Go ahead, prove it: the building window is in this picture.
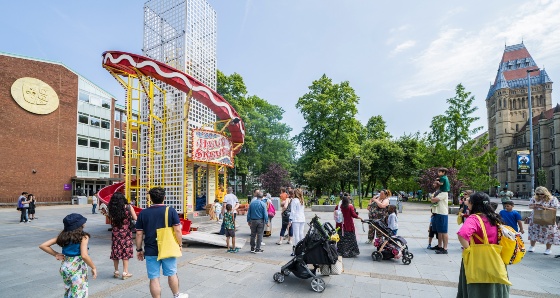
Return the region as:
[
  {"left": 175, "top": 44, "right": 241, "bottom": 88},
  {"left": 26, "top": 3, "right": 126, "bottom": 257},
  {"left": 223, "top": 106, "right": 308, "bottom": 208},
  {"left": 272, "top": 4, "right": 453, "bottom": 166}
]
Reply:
[
  {"left": 551, "top": 170, "right": 556, "bottom": 190},
  {"left": 114, "top": 147, "right": 120, "bottom": 156},
  {"left": 121, "top": 165, "right": 125, "bottom": 174},
  {"left": 89, "top": 140, "right": 99, "bottom": 148},
  {"left": 552, "top": 153, "right": 556, "bottom": 165},
  {"left": 102, "top": 99, "right": 111, "bottom": 109},
  {"left": 77, "top": 162, "right": 88, "bottom": 171},
  {"left": 79, "top": 115, "right": 88, "bottom": 124},
  {"left": 79, "top": 92, "right": 89, "bottom": 102},
  {"left": 121, "top": 148, "right": 125, "bottom": 157},
  {"left": 89, "top": 163, "right": 99, "bottom": 172},
  {"left": 78, "top": 137, "right": 88, "bottom": 146},
  {"left": 122, "top": 132, "right": 126, "bottom": 140},
  {"left": 100, "top": 141, "right": 109, "bottom": 150},
  {"left": 114, "top": 129, "right": 120, "bottom": 139},
  {"left": 90, "top": 117, "right": 100, "bottom": 127},
  {"left": 131, "top": 166, "right": 137, "bottom": 175},
  {"left": 114, "top": 113, "right": 121, "bottom": 122},
  {"left": 101, "top": 120, "right": 110, "bottom": 130},
  {"left": 113, "top": 164, "right": 120, "bottom": 174},
  {"left": 132, "top": 133, "right": 137, "bottom": 142},
  {"left": 131, "top": 149, "right": 137, "bottom": 157},
  {"left": 100, "top": 164, "right": 110, "bottom": 173}
]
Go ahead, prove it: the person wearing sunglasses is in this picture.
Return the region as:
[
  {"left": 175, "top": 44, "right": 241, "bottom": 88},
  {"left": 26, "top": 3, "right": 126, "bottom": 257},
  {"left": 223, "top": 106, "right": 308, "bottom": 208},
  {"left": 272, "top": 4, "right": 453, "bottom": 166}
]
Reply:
[{"left": 527, "top": 186, "right": 559, "bottom": 255}]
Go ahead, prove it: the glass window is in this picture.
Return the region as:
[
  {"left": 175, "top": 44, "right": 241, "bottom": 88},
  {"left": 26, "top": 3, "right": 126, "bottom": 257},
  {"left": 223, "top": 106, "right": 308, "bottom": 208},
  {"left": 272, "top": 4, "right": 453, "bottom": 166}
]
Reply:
[
  {"left": 121, "top": 165, "right": 125, "bottom": 174},
  {"left": 101, "top": 120, "right": 110, "bottom": 129},
  {"left": 79, "top": 115, "right": 88, "bottom": 124},
  {"left": 122, "top": 132, "right": 126, "bottom": 140},
  {"left": 132, "top": 133, "right": 137, "bottom": 142},
  {"left": 102, "top": 99, "right": 111, "bottom": 109},
  {"left": 79, "top": 92, "right": 89, "bottom": 102},
  {"left": 78, "top": 137, "right": 88, "bottom": 146},
  {"left": 114, "top": 129, "right": 120, "bottom": 139},
  {"left": 77, "top": 162, "right": 88, "bottom": 171},
  {"left": 89, "top": 163, "right": 99, "bottom": 172},
  {"left": 121, "top": 148, "right": 125, "bottom": 157},
  {"left": 114, "top": 112, "right": 121, "bottom": 122},
  {"left": 100, "top": 164, "right": 110, "bottom": 173},
  {"left": 113, "top": 165, "right": 120, "bottom": 174},
  {"left": 90, "top": 140, "right": 99, "bottom": 148},
  {"left": 100, "top": 141, "right": 109, "bottom": 150},
  {"left": 114, "top": 147, "right": 120, "bottom": 156},
  {"left": 131, "top": 166, "right": 137, "bottom": 175},
  {"left": 132, "top": 149, "right": 137, "bottom": 157},
  {"left": 90, "top": 118, "right": 100, "bottom": 127}
]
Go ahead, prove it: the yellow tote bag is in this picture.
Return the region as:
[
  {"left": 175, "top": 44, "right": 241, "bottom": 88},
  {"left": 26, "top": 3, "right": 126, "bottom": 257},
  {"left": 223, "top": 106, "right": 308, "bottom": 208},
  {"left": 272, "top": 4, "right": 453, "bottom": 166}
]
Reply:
[
  {"left": 457, "top": 212, "right": 463, "bottom": 225},
  {"left": 462, "top": 215, "right": 511, "bottom": 285},
  {"left": 156, "top": 206, "right": 183, "bottom": 261}
]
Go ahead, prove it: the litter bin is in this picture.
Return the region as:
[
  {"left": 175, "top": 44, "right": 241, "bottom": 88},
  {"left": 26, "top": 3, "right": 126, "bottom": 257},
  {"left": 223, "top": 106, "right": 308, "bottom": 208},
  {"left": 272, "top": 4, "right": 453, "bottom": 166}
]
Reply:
[
  {"left": 389, "top": 196, "right": 403, "bottom": 213},
  {"left": 271, "top": 197, "right": 280, "bottom": 211},
  {"left": 71, "top": 197, "right": 78, "bottom": 205}
]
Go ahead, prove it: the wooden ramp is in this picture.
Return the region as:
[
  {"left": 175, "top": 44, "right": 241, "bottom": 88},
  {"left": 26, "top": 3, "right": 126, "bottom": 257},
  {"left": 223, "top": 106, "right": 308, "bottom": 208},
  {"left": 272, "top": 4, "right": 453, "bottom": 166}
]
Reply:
[{"left": 182, "top": 231, "right": 246, "bottom": 249}]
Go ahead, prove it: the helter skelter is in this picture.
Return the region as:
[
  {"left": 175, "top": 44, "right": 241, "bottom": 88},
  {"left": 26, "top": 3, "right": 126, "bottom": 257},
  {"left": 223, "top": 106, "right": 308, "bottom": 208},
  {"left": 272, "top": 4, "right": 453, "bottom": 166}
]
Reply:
[{"left": 98, "top": 51, "right": 244, "bottom": 232}]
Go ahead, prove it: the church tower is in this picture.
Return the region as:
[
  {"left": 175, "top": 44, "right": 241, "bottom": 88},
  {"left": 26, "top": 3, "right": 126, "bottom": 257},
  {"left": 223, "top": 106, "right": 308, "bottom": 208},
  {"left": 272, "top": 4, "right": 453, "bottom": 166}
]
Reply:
[{"left": 487, "top": 43, "right": 553, "bottom": 189}]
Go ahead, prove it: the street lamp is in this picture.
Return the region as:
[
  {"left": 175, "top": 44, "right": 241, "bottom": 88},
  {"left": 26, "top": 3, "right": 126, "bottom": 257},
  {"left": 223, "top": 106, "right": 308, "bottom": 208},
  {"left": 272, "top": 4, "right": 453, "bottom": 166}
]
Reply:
[
  {"left": 357, "top": 155, "right": 361, "bottom": 208},
  {"left": 527, "top": 68, "right": 539, "bottom": 196}
]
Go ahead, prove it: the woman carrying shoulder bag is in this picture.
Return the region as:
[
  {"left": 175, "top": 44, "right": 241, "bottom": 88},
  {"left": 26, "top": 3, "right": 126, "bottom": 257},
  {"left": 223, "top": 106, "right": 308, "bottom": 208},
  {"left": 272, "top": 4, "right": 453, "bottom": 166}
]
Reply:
[
  {"left": 527, "top": 186, "right": 559, "bottom": 255},
  {"left": 457, "top": 192, "right": 509, "bottom": 297},
  {"left": 108, "top": 192, "right": 137, "bottom": 279},
  {"left": 366, "top": 190, "right": 390, "bottom": 243},
  {"left": 277, "top": 190, "right": 294, "bottom": 245}
]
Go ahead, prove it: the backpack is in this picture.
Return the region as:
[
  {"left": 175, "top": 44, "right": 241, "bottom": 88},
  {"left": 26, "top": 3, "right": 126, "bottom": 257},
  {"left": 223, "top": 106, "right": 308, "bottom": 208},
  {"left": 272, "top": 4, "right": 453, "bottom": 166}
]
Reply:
[
  {"left": 282, "top": 199, "right": 291, "bottom": 219},
  {"left": 497, "top": 224, "right": 526, "bottom": 265},
  {"left": 334, "top": 201, "right": 344, "bottom": 223},
  {"left": 267, "top": 200, "right": 276, "bottom": 218}
]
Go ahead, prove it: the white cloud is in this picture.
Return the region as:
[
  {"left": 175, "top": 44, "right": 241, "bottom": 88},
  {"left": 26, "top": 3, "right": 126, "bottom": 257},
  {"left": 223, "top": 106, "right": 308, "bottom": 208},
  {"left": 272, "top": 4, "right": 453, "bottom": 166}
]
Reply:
[
  {"left": 392, "top": 40, "right": 417, "bottom": 55},
  {"left": 398, "top": 0, "right": 560, "bottom": 99}
]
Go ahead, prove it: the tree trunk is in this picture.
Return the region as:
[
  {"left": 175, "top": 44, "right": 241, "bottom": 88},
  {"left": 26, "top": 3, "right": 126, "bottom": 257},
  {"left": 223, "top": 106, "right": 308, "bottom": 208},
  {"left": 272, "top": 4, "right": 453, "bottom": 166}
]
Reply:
[{"left": 241, "top": 175, "right": 247, "bottom": 199}]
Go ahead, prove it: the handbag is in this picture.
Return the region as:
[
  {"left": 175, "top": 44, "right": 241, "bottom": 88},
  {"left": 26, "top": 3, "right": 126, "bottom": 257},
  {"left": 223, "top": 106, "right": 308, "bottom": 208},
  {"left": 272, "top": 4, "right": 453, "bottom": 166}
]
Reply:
[
  {"left": 319, "top": 256, "right": 343, "bottom": 275},
  {"left": 498, "top": 224, "right": 525, "bottom": 265},
  {"left": 532, "top": 208, "right": 557, "bottom": 226},
  {"left": 127, "top": 205, "right": 136, "bottom": 231},
  {"left": 156, "top": 206, "right": 183, "bottom": 261},
  {"left": 282, "top": 199, "right": 292, "bottom": 219},
  {"left": 457, "top": 212, "right": 463, "bottom": 225},
  {"left": 462, "top": 215, "right": 511, "bottom": 285}
]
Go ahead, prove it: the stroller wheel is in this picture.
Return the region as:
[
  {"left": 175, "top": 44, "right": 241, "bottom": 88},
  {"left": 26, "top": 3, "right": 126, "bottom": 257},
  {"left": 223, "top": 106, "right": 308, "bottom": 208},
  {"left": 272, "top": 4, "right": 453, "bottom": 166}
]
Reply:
[
  {"left": 406, "top": 252, "right": 414, "bottom": 259},
  {"left": 402, "top": 257, "right": 411, "bottom": 265},
  {"left": 372, "top": 251, "right": 383, "bottom": 262},
  {"left": 311, "top": 277, "right": 326, "bottom": 293},
  {"left": 281, "top": 269, "right": 291, "bottom": 276},
  {"left": 273, "top": 272, "right": 285, "bottom": 283}
]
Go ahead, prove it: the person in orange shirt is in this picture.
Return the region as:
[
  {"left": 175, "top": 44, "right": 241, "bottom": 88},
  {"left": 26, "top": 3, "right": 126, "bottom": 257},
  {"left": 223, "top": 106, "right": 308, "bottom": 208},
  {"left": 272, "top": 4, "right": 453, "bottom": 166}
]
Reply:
[
  {"left": 216, "top": 185, "right": 226, "bottom": 203},
  {"left": 279, "top": 187, "right": 288, "bottom": 203}
]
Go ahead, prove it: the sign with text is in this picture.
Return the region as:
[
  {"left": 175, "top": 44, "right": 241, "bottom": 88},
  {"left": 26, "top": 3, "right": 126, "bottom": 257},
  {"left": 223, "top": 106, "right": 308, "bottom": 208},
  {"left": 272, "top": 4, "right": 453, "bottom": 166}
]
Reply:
[
  {"left": 192, "top": 129, "right": 234, "bottom": 168},
  {"left": 517, "top": 150, "right": 530, "bottom": 175}
]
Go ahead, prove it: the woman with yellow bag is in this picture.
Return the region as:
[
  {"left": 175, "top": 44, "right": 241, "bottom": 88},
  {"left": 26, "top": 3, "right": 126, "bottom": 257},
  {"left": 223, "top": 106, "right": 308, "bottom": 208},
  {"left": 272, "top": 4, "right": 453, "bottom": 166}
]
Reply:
[{"left": 457, "top": 192, "right": 510, "bottom": 297}]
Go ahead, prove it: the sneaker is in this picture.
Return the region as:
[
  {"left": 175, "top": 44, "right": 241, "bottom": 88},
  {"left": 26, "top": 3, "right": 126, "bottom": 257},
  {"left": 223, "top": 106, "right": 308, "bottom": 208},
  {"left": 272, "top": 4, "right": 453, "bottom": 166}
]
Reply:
[
  {"left": 276, "top": 241, "right": 283, "bottom": 245},
  {"left": 261, "top": 242, "right": 266, "bottom": 246},
  {"left": 254, "top": 249, "right": 264, "bottom": 254},
  {"left": 226, "top": 249, "right": 233, "bottom": 253},
  {"left": 426, "top": 244, "right": 432, "bottom": 249},
  {"left": 290, "top": 252, "right": 295, "bottom": 256},
  {"left": 175, "top": 293, "right": 189, "bottom": 298},
  {"left": 528, "top": 246, "right": 535, "bottom": 253},
  {"left": 544, "top": 249, "right": 551, "bottom": 255},
  {"left": 554, "top": 255, "right": 560, "bottom": 258},
  {"left": 287, "top": 240, "right": 292, "bottom": 245},
  {"left": 233, "top": 248, "right": 240, "bottom": 253},
  {"left": 250, "top": 248, "right": 255, "bottom": 253},
  {"left": 435, "top": 249, "right": 448, "bottom": 254},
  {"left": 429, "top": 246, "right": 441, "bottom": 250}
]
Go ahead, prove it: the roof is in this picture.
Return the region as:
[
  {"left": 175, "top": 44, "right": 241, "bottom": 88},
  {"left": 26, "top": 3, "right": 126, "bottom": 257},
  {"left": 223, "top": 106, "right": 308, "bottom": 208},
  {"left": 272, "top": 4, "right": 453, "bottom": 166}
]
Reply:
[
  {"left": 486, "top": 43, "right": 553, "bottom": 99},
  {"left": 518, "top": 104, "right": 559, "bottom": 131},
  {"left": 0, "top": 51, "right": 116, "bottom": 99}
]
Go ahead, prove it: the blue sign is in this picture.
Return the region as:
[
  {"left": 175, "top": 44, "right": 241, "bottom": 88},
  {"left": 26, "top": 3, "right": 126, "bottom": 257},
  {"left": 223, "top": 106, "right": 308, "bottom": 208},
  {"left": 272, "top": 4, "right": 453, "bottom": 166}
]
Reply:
[{"left": 517, "top": 150, "right": 530, "bottom": 175}]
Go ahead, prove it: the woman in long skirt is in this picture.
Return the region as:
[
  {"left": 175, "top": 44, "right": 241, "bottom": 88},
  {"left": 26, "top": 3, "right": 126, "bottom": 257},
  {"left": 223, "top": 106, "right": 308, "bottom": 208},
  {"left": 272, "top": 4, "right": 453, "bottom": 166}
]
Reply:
[{"left": 335, "top": 194, "right": 363, "bottom": 258}]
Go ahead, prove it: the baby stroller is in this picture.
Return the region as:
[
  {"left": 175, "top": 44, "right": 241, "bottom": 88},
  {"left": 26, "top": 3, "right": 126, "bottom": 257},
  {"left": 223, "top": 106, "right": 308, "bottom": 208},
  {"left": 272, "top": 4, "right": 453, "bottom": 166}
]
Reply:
[
  {"left": 362, "top": 219, "right": 413, "bottom": 265},
  {"left": 273, "top": 215, "right": 338, "bottom": 293}
]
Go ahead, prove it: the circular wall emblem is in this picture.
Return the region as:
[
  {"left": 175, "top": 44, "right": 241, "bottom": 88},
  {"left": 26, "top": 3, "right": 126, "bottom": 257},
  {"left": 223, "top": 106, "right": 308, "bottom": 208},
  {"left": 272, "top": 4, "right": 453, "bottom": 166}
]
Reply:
[{"left": 11, "top": 77, "right": 59, "bottom": 115}]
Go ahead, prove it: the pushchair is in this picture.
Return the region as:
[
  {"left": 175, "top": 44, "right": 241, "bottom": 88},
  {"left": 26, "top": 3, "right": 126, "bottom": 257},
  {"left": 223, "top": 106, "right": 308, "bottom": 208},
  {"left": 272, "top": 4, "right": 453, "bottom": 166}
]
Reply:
[
  {"left": 362, "top": 219, "right": 413, "bottom": 265},
  {"left": 273, "top": 215, "right": 338, "bottom": 293}
]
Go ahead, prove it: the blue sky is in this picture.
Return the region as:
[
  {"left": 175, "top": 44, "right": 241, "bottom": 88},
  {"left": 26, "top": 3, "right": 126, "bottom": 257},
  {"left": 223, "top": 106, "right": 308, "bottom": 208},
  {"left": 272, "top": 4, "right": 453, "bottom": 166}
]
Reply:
[{"left": 2, "top": 0, "right": 559, "bottom": 139}]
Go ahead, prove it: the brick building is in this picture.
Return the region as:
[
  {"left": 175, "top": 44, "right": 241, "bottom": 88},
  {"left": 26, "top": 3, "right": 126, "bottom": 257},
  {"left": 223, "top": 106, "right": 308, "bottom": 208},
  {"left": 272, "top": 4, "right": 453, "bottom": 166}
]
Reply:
[{"left": 0, "top": 52, "right": 116, "bottom": 203}]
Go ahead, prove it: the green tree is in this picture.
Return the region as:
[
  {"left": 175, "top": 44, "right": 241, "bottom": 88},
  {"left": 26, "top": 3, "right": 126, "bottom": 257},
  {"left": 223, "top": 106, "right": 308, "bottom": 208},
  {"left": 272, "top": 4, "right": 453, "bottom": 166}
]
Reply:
[
  {"left": 365, "top": 115, "right": 391, "bottom": 140},
  {"left": 361, "top": 139, "right": 404, "bottom": 190},
  {"left": 295, "top": 74, "right": 362, "bottom": 190}
]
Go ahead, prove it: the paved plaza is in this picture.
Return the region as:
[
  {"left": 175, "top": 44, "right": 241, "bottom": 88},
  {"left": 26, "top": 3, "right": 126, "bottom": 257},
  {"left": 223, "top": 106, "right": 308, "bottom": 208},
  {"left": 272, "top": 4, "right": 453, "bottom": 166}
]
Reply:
[{"left": 1, "top": 201, "right": 559, "bottom": 298}]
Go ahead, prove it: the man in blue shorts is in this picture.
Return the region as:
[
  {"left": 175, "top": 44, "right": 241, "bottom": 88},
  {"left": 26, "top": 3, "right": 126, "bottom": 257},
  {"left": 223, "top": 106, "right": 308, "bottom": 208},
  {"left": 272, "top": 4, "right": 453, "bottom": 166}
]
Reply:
[
  {"left": 430, "top": 168, "right": 450, "bottom": 254},
  {"left": 136, "top": 187, "right": 188, "bottom": 298}
]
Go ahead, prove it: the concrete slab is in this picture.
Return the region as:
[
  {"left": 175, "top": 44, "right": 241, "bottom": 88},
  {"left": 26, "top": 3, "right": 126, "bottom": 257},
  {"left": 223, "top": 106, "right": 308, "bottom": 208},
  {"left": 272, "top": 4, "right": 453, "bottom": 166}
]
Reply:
[{"left": 183, "top": 231, "right": 246, "bottom": 248}]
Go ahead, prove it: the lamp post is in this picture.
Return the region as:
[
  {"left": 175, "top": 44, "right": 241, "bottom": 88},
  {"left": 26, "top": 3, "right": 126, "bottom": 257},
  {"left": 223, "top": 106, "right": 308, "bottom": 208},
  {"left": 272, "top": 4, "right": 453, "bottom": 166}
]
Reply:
[
  {"left": 527, "top": 68, "right": 539, "bottom": 196},
  {"left": 357, "top": 155, "right": 361, "bottom": 208}
]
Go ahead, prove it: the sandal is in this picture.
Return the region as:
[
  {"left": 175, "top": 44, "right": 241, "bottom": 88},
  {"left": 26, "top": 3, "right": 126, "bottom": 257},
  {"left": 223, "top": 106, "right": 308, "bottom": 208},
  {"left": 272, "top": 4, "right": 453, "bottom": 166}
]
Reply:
[
  {"left": 113, "top": 271, "right": 120, "bottom": 278},
  {"left": 122, "top": 272, "right": 133, "bottom": 280}
]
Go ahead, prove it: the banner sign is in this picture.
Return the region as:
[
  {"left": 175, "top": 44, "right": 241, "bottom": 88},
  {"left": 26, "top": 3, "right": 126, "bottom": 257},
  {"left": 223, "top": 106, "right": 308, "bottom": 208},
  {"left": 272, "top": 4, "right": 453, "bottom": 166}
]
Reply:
[
  {"left": 517, "top": 150, "right": 530, "bottom": 175},
  {"left": 192, "top": 129, "right": 234, "bottom": 168}
]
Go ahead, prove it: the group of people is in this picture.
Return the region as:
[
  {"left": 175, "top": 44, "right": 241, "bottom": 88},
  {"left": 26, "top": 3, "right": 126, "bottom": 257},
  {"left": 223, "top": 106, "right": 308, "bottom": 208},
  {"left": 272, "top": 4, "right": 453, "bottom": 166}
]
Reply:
[
  {"left": 17, "top": 192, "right": 37, "bottom": 223},
  {"left": 39, "top": 187, "right": 188, "bottom": 298}
]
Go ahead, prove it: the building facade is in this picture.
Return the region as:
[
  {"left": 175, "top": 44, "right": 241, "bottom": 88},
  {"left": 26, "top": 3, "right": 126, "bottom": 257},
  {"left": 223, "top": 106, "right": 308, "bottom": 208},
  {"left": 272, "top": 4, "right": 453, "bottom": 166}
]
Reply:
[
  {"left": 112, "top": 104, "right": 139, "bottom": 181},
  {"left": 0, "top": 52, "right": 116, "bottom": 203},
  {"left": 487, "top": 43, "right": 554, "bottom": 196}
]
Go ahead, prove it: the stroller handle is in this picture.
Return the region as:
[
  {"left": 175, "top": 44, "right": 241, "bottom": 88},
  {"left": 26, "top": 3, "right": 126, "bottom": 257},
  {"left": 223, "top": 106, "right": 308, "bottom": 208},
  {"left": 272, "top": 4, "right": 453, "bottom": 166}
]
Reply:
[{"left": 323, "top": 222, "right": 336, "bottom": 235}]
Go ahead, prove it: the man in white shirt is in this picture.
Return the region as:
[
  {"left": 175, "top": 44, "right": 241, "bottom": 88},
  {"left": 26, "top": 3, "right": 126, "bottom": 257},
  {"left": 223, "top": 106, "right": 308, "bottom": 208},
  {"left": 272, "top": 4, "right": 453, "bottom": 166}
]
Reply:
[{"left": 220, "top": 187, "right": 239, "bottom": 235}]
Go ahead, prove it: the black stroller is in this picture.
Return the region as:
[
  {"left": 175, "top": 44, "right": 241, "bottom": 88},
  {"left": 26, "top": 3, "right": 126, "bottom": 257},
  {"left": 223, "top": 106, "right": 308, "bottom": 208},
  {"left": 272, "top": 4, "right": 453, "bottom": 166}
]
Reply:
[
  {"left": 273, "top": 215, "right": 338, "bottom": 293},
  {"left": 362, "top": 219, "right": 413, "bottom": 265}
]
